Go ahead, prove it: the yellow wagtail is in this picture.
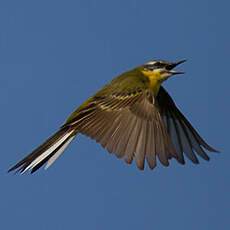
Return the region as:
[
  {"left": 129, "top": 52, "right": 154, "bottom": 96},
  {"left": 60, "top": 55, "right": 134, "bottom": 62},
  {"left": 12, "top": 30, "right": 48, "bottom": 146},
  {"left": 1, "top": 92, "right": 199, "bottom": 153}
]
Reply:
[{"left": 9, "top": 60, "right": 218, "bottom": 173}]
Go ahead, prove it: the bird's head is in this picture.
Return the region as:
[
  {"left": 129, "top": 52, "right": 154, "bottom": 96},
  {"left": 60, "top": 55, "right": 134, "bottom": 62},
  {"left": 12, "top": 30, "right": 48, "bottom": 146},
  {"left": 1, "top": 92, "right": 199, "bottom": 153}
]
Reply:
[{"left": 140, "top": 59, "right": 186, "bottom": 82}]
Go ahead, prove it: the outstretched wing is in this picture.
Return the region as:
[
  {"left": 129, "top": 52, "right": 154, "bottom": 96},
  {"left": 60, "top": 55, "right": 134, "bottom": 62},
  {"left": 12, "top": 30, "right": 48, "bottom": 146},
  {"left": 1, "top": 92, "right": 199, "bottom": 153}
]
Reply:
[
  {"left": 63, "top": 73, "right": 176, "bottom": 170},
  {"left": 157, "top": 86, "right": 218, "bottom": 164}
]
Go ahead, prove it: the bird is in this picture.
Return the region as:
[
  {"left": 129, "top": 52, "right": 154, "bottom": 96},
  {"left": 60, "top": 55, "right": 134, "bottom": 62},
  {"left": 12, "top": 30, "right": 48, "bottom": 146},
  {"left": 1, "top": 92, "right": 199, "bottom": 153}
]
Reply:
[{"left": 8, "top": 59, "right": 218, "bottom": 174}]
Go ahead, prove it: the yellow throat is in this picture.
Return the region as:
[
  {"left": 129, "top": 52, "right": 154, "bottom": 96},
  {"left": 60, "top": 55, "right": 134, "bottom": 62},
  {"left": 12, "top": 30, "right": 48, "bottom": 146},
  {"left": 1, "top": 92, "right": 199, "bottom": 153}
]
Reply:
[{"left": 141, "top": 69, "right": 163, "bottom": 96}]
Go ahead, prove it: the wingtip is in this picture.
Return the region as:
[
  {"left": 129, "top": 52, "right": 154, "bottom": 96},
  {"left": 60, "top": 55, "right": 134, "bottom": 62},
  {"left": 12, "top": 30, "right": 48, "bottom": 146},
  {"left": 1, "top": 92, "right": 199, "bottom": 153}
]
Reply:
[
  {"left": 212, "top": 148, "right": 220, "bottom": 153},
  {"left": 206, "top": 146, "right": 220, "bottom": 154},
  {"left": 202, "top": 142, "right": 220, "bottom": 153}
]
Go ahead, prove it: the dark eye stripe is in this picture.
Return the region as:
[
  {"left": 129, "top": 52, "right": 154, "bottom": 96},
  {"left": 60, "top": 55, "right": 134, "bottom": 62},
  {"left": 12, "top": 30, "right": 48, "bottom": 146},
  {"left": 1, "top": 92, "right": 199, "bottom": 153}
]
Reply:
[
  {"left": 156, "top": 63, "right": 166, "bottom": 68},
  {"left": 144, "top": 62, "right": 166, "bottom": 70}
]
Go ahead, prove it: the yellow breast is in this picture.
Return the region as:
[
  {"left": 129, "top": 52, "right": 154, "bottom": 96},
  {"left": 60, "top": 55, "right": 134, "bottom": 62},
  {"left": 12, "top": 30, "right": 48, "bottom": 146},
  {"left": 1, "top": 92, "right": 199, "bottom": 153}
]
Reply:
[{"left": 141, "top": 69, "right": 162, "bottom": 96}]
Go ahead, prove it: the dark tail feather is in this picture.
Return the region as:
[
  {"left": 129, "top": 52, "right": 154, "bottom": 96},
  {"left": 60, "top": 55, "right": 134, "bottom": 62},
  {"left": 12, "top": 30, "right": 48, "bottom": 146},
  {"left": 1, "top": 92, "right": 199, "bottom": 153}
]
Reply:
[{"left": 8, "top": 127, "right": 75, "bottom": 174}]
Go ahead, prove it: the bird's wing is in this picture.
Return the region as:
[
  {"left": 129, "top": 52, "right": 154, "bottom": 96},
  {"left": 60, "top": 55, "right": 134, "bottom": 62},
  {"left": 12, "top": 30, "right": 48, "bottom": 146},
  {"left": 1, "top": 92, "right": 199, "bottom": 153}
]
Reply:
[
  {"left": 157, "top": 86, "right": 218, "bottom": 165},
  {"left": 63, "top": 73, "right": 177, "bottom": 170}
]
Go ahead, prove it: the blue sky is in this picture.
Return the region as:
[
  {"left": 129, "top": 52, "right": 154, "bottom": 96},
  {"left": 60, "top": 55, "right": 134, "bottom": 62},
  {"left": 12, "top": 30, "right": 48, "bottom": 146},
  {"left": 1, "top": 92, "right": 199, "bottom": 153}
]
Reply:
[{"left": 0, "top": 0, "right": 229, "bottom": 229}]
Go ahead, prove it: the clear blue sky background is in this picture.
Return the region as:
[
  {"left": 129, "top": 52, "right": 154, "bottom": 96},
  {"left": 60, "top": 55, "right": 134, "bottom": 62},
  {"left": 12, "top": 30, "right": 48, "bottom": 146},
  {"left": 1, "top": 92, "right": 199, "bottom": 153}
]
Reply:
[{"left": 0, "top": 0, "right": 229, "bottom": 229}]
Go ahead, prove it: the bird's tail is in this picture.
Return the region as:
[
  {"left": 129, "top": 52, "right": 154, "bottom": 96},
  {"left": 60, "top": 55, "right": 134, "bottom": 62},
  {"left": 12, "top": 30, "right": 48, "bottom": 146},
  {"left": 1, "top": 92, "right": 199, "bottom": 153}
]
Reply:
[{"left": 8, "top": 127, "right": 76, "bottom": 174}]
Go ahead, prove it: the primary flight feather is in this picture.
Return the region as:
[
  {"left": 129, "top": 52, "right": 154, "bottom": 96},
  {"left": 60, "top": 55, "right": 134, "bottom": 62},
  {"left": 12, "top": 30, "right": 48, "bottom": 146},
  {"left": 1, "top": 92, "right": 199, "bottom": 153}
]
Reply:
[{"left": 8, "top": 59, "right": 218, "bottom": 174}]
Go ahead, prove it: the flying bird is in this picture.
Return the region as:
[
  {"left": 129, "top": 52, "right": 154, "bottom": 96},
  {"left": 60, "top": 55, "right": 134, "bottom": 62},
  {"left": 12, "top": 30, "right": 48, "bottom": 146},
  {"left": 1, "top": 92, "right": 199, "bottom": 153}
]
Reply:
[{"left": 8, "top": 60, "right": 218, "bottom": 174}]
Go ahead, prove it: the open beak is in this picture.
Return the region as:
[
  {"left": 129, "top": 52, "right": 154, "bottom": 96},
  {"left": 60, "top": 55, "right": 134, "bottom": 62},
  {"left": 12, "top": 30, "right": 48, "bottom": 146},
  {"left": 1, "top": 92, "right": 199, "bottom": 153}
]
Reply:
[{"left": 166, "top": 59, "right": 186, "bottom": 75}]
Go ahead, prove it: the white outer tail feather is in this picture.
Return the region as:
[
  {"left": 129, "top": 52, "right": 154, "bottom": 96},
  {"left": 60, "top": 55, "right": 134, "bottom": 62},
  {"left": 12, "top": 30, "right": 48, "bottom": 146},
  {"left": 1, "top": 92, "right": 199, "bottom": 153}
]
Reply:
[
  {"left": 45, "top": 136, "right": 75, "bottom": 169},
  {"left": 22, "top": 130, "right": 75, "bottom": 173}
]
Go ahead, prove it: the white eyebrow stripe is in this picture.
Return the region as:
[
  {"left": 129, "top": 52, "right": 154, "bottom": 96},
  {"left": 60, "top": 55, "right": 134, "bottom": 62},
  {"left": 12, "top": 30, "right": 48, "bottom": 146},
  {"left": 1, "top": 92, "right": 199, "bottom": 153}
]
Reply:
[{"left": 145, "top": 61, "right": 157, "bottom": 65}]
